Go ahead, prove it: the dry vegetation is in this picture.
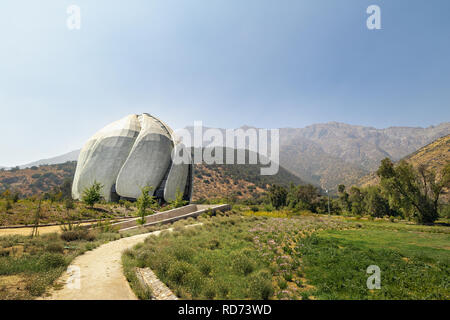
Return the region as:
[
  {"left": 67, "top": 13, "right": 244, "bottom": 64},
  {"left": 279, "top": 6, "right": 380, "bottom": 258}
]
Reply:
[
  {"left": 359, "top": 135, "right": 450, "bottom": 201},
  {"left": 124, "top": 209, "right": 450, "bottom": 300}
]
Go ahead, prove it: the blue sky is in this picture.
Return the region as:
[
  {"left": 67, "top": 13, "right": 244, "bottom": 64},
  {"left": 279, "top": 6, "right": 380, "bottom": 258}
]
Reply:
[{"left": 0, "top": 0, "right": 449, "bottom": 166}]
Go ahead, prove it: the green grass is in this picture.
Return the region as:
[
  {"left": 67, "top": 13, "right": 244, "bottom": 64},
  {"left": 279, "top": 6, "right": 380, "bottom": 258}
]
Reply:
[
  {"left": 124, "top": 210, "right": 450, "bottom": 300},
  {"left": 123, "top": 214, "right": 276, "bottom": 299},
  {"left": 318, "top": 228, "right": 450, "bottom": 263},
  {"left": 299, "top": 230, "right": 449, "bottom": 299},
  {"left": 123, "top": 212, "right": 351, "bottom": 300}
]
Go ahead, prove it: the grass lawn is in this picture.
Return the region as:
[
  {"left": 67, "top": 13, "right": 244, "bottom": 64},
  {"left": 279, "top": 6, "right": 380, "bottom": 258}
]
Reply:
[
  {"left": 300, "top": 228, "right": 449, "bottom": 299},
  {"left": 124, "top": 210, "right": 450, "bottom": 300}
]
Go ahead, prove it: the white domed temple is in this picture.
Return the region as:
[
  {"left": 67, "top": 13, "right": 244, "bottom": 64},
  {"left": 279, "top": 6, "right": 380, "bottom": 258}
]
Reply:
[{"left": 72, "top": 114, "right": 193, "bottom": 203}]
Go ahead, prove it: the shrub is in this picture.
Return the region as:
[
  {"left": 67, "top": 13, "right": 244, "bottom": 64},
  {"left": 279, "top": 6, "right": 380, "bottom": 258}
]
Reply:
[
  {"left": 202, "top": 280, "right": 216, "bottom": 299},
  {"left": 61, "top": 229, "right": 96, "bottom": 242},
  {"left": 278, "top": 278, "right": 288, "bottom": 290},
  {"left": 248, "top": 270, "right": 274, "bottom": 300},
  {"left": 38, "top": 253, "right": 66, "bottom": 269},
  {"left": 207, "top": 238, "right": 220, "bottom": 250},
  {"left": 231, "top": 252, "right": 255, "bottom": 275},
  {"left": 137, "top": 186, "right": 156, "bottom": 225},
  {"left": 46, "top": 243, "right": 64, "bottom": 253},
  {"left": 167, "top": 261, "right": 195, "bottom": 286},
  {"left": 82, "top": 181, "right": 103, "bottom": 208},
  {"left": 198, "top": 259, "right": 213, "bottom": 276},
  {"left": 64, "top": 198, "right": 75, "bottom": 210},
  {"left": 5, "top": 200, "right": 12, "bottom": 212},
  {"left": 183, "top": 269, "right": 204, "bottom": 298},
  {"left": 171, "top": 244, "right": 196, "bottom": 263}
]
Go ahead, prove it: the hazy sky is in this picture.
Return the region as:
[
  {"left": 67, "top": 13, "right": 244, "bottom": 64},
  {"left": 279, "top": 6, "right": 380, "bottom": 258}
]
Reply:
[{"left": 0, "top": 0, "right": 449, "bottom": 166}]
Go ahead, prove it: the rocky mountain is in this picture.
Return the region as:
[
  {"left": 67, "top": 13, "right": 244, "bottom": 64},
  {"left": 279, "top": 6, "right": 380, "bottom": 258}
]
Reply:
[
  {"left": 359, "top": 134, "right": 450, "bottom": 193},
  {"left": 186, "top": 122, "right": 450, "bottom": 191},
  {"left": 4, "top": 121, "right": 449, "bottom": 193},
  {"left": 282, "top": 122, "right": 449, "bottom": 171},
  {"left": 18, "top": 150, "right": 81, "bottom": 169},
  {"left": 0, "top": 148, "right": 304, "bottom": 201}
]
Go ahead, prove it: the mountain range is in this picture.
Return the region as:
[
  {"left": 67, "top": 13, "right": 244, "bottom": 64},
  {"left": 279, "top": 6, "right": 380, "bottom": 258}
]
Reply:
[
  {"left": 359, "top": 134, "right": 450, "bottom": 201},
  {"left": 186, "top": 122, "right": 450, "bottom": 191},
  {"left": 2, "top": 122, "right": 449, "bottom": 192}
]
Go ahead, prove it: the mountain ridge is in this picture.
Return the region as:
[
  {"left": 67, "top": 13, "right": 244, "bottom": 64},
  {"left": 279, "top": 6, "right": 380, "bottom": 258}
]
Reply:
[
  {"left": 185, "top": 122, "right": 450, "bottom": 191},
  {"left": 3, "top": 122, "right": 449, "bottom": 192},
  {"left": 359, "top": 134, "right": 450, "bottom": 191}
]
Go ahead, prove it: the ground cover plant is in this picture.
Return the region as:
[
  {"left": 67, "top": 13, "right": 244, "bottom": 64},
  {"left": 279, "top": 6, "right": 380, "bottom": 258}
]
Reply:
[
  {"left": 0, "top": 225, "right": 121, "bottom": 299},
  {"left": 0, "top": 198, "right": 135, "bottom": 226},
  {"left": 124, "top": 209, "right": 449, "bottom": 300},
  {"left": 123, "top": 211, "right": 351, "bottom": 299}
]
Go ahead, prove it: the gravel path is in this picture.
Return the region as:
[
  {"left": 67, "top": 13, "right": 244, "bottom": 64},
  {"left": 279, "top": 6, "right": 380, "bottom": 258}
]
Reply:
[{"left": 41, "top": 231, "right": 162, "bottom": 300}]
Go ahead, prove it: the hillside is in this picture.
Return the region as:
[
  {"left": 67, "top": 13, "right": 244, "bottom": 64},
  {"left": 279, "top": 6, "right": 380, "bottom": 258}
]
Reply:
[
  {"left": 186, "top": 122, "right": 450, "bottom": 191},
  {"left": 0, "top": 151, "right": 303, "bottom": 201},
  {"left": 18, "top": 149, "right": 81, "bottom": 169},
  {"left": 0, "top": 162, "right": 76, "bottom": 197},
  {"left": 359, "top": 135, "right": 450, "bottom": 201},
  {"left": 6, "top": 121, "right": 449, "bottom": 193}
]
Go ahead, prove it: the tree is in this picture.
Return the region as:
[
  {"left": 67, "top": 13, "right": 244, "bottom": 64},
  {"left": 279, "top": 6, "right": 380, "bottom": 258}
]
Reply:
[
  {"left": 82, "top": 181, "right": 103, "bottom": 208},
  {"left": 137, "top": 186, "right": 156, "bottom": 225},
  {"left": 12, "top": 192, "right": 20, "bottom": 203},
  {"left": 2, "top": 190, "right": 11, "bottom": 199},
  {"left": 64, "top": 197, "right": 75, "bottom": 210},
  {"left": 364, "top": 186, "right": 390, "bottom": 218},
  {"left": 30, "top": 200, "right": 42, "bottom": 238},
  {"left": 268, "top": 185, "right": 287, "bottom": 209},
  {"left": 337, "top": 184, "right": 351, "bottom": 213},
  {"left": 287, "top": 184, "right": 320, "bottom": 212},
  {"left": 169, "top": 188, "right": 188, "bottom": 208},
  {"left": 60, "top": 179, "right": 73, "bottom": 200},
  {"left": 377, "top": 158, "right": 450, "bottom": 224},
  {"left": 348, "top": 186, "right": 364, "bottom": 216},
  {"left": 5, "top": 200, "right": 12, "bottom": 213}
]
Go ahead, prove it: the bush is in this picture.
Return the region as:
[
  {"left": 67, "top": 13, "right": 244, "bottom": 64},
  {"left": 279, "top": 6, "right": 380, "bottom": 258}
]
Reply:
[
  {"left": 203, "top": 280, "right": 216, "bottom": 299},
  {"left": 167, "top": 261, "right": 195, "bottom": 286},
  {"left": 248, "top": 270, "right": 274, "bottom": 300},
  {"left": 82, "top": 181, "right": 103, "bottom": 208},
  {"left": 64, "top": 198, "right": 75, "bottom": 210},
  {"left": 38, "top": 253, "right": 66, "bottom": 269},
  {"left": 46, "top": 243, "right": 64, "bottom": 253},
  {"left": 5, "top": 200, "right": 12, "bottom": 212},
  {"left": 183, "top": 269, "right": 204, "bottom": 298},
  {"left": 198, "top": 259, "right": 213, "bottom": 276},
  {"left": 231, "top": 252, "right": 255, "bottom": 275},
  {"left": 171, "top": 244, "right": 196, "bottom": 263},
  {"left": 61, "top": 229, "right": 96, "bottom": 242}
]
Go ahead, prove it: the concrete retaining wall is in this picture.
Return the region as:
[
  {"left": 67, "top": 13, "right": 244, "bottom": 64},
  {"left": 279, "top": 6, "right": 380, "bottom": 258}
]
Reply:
[{"left": 113, "top": 204, "right": 231, "bottom": 232}]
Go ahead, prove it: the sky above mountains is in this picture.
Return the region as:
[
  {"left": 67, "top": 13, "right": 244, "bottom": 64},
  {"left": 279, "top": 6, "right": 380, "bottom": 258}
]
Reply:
[{"left": 1, "top": 0, "right": 449, "bottom": 166}]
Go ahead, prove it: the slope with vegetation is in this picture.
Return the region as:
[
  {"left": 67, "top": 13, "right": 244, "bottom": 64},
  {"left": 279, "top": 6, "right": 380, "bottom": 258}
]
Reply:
[
  {"left": 186, "top": 122, "right": 450, "bottom": 191},
  {"left": 0, "top": 150, "right": 304, "bottom": 204},
  {"left": 360, "top": 135, "right": 450, "bottom": 195},
  {"left": 124, "top": 209, "right": 450, "bottom": 300}
]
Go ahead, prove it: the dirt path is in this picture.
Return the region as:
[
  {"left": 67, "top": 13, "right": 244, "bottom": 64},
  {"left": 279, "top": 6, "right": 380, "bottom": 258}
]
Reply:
[
  {"left": 41, "top": 231, "right": 162, "bottom": 300},
  {"left": 0, "top": 223, "right": 94, "bottom": 237}
]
